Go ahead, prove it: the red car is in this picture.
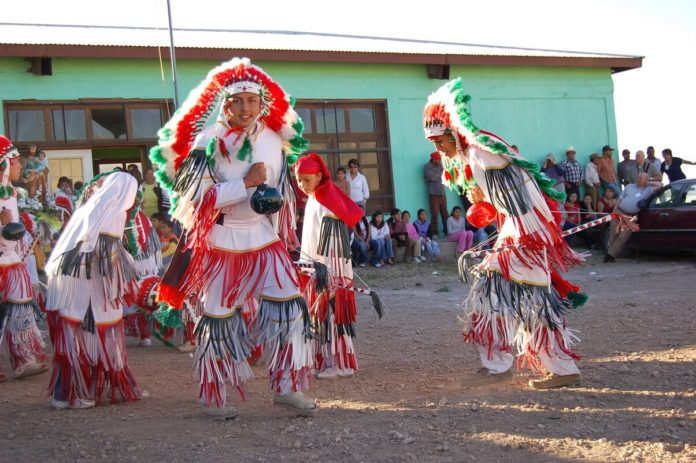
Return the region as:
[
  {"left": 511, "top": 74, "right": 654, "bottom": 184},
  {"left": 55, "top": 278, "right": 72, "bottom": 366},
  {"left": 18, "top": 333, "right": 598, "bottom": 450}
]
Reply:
[{"left": 629, "top": 178, "right": 696, "bottom": 252}]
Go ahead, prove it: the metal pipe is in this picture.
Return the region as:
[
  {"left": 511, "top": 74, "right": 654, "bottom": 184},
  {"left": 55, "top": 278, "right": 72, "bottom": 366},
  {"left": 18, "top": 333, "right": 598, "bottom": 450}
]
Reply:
[{"left": 165, "top": 0, "right": 180, "bottom": 108}]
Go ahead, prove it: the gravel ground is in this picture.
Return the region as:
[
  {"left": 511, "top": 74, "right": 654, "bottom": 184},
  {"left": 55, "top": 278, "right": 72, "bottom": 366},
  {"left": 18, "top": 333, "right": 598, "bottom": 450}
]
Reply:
[{"left": 1, "top": 251, "right": 694, "bottom": 463}]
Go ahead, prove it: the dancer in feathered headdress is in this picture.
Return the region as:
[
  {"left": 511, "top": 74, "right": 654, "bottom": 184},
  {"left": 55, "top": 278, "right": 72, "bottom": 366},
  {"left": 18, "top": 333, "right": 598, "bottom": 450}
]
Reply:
[
  {"left": 150, "top": 57, "right": 315, "bottom": 419},
  {"left": 424, "top": 79, "right": 586, "bottom": 389},
  {"left": 0, "top": 135, "right": 49, "bottom": 383}
]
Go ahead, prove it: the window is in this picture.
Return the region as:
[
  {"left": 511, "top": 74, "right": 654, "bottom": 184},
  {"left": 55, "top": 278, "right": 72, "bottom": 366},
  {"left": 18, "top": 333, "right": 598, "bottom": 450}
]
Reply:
[
  {"left": 91, "top": 108, "right": 127, "bottom": 140},
  {"left": 130, "top": 108, "right": 163, "bottom": 139},
  {"left": 295, "top": 101, "right": 393, "bottom": 212},
  {"left": 8, "top": 109, "right": 45, "bottom": 142},
  {"left": 48, "top": 157, "right": 84, "bottom": 186},
  {"left": 52, "top": 109, "right": 87, "bottom": 141},
  {"left": 680, "top": 184, "right": 696, "bottom": 206},
  {"left": 651, "top": 187, "right": 673, "bottom": 208},
  {"left": 4, "top": 100, "right": 172, "bottom": 146}
]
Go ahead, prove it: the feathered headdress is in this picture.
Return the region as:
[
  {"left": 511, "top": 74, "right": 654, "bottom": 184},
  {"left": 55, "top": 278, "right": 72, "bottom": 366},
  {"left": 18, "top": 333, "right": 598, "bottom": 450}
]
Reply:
[
  {"left": 150, "top": 57, "right": 308, "bottom": 215},
  {"left": 423, "top": 78, "right": 563, "bottom": 201}
]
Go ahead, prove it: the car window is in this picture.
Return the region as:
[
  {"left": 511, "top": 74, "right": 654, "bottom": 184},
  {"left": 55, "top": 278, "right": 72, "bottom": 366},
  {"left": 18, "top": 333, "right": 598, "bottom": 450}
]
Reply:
[
  {"left": 679, "top": 184, "right": 696, "bottom": 207},
  {"left": 650, "top": 187, "right": 674, "bottom": 208}
]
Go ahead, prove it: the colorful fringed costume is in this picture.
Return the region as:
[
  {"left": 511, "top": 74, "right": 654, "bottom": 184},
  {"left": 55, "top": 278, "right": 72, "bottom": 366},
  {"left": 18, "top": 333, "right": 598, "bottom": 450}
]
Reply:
[
  {"left": 46, "top": 172, "right": 145, "bottom": 408},
  {"left": 424, "top": 79, "right": 586, "bottom": 383},
  {"left": 0, "top": 136, "right": 48, "bottom": 382},
  {"left": 150, "top": 57, "right": 315, "bottom": 413},
  {"left": 294, "top": 153, "right": 365, "bottom": 378}
]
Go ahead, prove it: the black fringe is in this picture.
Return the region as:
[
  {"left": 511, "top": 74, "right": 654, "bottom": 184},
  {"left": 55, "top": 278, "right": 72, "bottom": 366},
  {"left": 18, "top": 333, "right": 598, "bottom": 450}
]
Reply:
[
  {"left": 312, "top": 261, "right": 329, "bottom": 293},
  {"left": 172, "top": 149, "right": 218, "bottom": 199},
  {"left": 484, "top": 164, "right": 532, "bottom": 218},
  {"left": 0, "top": 302, "right": 36, "bottom": 332},
  {"left": 482, "top": 272, "right": 572, "bottom": 330},
  {"left": 140, "top": 225, "right": 162, "bottom": 260},
  {"left": 317, "top": 217, "right": 351, "bottom": 259},
  {"left": 195, "top": 313, "right": 253, "bottom": 363},
  {"left": 82, "top": 305, "right": 96, "bottom": 334},
  {"left": 369, "top": 290, "right": 387, "bottom": 319},
  {"left": 313, "top": 297, "right": 356, "bottom": 344},
  {"left": 56, "top": 235, "right": 122, "bottom": 280},
  {"left": 259, "top": 296, "right": 315, "bottom": 341}
]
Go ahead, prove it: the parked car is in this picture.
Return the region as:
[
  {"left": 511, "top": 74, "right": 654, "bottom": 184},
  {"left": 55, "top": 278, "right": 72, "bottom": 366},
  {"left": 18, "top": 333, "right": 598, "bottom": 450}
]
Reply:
[{"left": 629, "top": 178, "right": 696, "bottom": 252}]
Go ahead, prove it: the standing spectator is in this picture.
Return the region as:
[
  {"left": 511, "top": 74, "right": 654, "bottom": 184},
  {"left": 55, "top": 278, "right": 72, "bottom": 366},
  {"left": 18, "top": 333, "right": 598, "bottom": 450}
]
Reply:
[
  {"left": 597, "top": 145, "right": 621, "bottom": 196},
  {"left": 660, "top": 148, "right": 695, "bottom": 183},
  {"left": 334, "top": 166, "right": 351, "bottom": 196},
  {"left": 127, "top": 164, "right": 143, "bottom": 184},
  {"left": 347, "top": 159, "right": 369, "bottom": 209},
  {"left": 141, "top": 168, "right": 160, "bottom": 217},
  {"left": 541, "top": 153, "right": 565, "bottom": 194},
  {"left": 584, "top": 153, "right": 602, "bottom": 210},
  {"left": 446, "top": 206, "right": 474, "bottom": 254},
  {"left": 387, "top": 208, "right": 420, "bottom": 263},
  {"left": 351, "top": 214, "right": 370, "bottom": 268},
  {"left": 424, "top": 151, "right": 448, "bottom": 237},
  {"left": 646, "top": 146, "right": 661, "bottom": 172},
  {"left": 617, "top": 149, "right": 637, "bottom": 187},
  {"left": 634, "top": 150, "right": 662, "bottom": 186},
  {"left": 369, "top": 210, "right": 394, "bottom": 267},
  {"left": 413, "top": 209, "right": 441, "bottom": 260},
  {"left": 560, "top": 146, "right": 583, "bottom": 197},
  {"left": 604, "top": 172, "right": 657, "bottom": 262},
  {"left": 596, "top": 188, "right": 618, "bottom": 214}
]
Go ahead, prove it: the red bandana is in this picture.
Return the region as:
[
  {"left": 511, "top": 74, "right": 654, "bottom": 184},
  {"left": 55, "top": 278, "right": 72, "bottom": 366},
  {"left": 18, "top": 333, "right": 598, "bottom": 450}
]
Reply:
[{"left": 295, "top": 153, "right": 363, "bottom": 228}]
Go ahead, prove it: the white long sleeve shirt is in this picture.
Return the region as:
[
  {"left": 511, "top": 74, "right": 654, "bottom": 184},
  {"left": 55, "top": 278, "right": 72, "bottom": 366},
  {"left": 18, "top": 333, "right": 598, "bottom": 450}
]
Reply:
[
  {"left": 585, "top": 162, "right": 600, "bottom": 186},
  {"left": 349, "top": 172, "right": 370, "bottom": 203}
]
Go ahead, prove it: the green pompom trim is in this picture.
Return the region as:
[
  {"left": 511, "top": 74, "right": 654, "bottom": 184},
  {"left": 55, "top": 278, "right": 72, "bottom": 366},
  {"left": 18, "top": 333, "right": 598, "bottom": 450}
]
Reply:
[
  {"left": 153, "top": 303, "right": 183, "bottom": 329},
  {"left": 567, "top": 291, "right": 588, "bottom": 308}
]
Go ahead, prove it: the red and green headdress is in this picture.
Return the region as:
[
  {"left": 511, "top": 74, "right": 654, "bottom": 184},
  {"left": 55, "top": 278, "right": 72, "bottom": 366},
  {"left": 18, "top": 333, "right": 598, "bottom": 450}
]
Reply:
[
  {"left": 424, "top": 78, "right": 563, "bottom": 202},
  {"left": 149, "top": 57, "right": 308, "bottom": 214}
]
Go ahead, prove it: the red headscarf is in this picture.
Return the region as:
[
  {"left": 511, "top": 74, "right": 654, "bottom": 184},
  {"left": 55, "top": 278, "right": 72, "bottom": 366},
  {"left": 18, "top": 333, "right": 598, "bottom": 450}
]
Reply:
[{"left": 295, "top": 153, "right": 363, "bottom": 228}]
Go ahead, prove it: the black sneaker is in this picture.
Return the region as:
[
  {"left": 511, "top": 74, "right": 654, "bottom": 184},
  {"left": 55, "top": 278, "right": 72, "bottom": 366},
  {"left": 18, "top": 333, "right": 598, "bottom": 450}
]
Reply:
[{"left": 603, "top": 254, "right": 615, "bottom": 263}]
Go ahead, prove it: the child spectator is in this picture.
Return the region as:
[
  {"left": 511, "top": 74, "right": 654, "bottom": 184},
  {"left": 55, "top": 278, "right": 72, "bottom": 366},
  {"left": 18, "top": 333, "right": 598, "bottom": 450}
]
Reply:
[
  {"left": 387, "top": 208, "right": 420, "bottom": 263},
  {"left": 351, "top": 214, "right": 370, "bottom": 268},
  {"left": 369, "top": 210, "right": 394, "bottom": 267},
  {"left": 563, "top": 191, "right": 581, "bottom": 244},
  {"left": 446, "top": 206, "right": 474, "bottom": 254},
  {"left": 402, "top": 210, "right": 425, "bottom": 262},
  {"left": 334, "top": 166, "right": 351, "bottom": 197},
  {"left": 413, "top": 209, "right": 441, "bottom": 260},
  {"left": 578, "top": 193, "right": 599, "bottom": 249},
  {"left": 158, "top": 219, "right": 178, "bottom": 266}
]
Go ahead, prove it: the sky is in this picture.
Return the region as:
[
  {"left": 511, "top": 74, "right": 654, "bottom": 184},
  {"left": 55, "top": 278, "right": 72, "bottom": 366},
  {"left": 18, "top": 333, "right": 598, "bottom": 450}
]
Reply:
[{"left": 5, "top": 0, "right": 696, "bottom": 175}]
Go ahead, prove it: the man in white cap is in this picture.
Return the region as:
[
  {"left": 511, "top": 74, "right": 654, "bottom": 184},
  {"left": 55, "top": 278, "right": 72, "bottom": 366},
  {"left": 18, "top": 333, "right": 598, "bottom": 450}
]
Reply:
[{"left": 560, "top": 146, "right": 583, "bottom": 198}]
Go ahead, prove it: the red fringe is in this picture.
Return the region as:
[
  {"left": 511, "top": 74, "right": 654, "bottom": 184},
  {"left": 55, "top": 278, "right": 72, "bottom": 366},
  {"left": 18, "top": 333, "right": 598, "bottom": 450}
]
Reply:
[
  {"left": 516, "top": 325, "right": 581, "bottom": 375},
  {"left": 270, "top": 343, "right": 311, "bottom": 394},
  {"left": 185, "top": 240, "right": 297, "bottom": 309},
  {"left": 157, "top": 282, "right": 186, "bottom": 310},
  {"left": 134, "top": 275, "right": 161, "bottom": 311},
  {"left": 550, "top": 270, "right": 580, "bottom": 299},
  {"left": 334, "top": 286, "right": 357, "bottom": 326},
  {"left": 0, "top": 262, "right": 32, "bottom": 302},
  {"left": 462, "top": 313, "right": 511, "bottom": 359}
]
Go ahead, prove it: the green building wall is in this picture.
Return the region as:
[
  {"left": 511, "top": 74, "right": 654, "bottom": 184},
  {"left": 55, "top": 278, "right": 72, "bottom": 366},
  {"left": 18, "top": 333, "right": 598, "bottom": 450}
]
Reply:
[{"left": 0, "top": 57, "right": 617, "bottom": 214}]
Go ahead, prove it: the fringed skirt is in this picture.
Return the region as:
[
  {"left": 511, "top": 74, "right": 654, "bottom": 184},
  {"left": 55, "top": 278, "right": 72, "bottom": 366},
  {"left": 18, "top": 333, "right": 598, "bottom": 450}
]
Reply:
[{"left": 0, "top": 301, "right": 47, "bottom": 371}]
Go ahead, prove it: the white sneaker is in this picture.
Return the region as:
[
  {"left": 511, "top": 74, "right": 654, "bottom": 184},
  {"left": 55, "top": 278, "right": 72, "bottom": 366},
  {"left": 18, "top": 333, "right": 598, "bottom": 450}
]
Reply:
[
  {"left": 201, "top": 403, "right": 238, "bottom": 420},
  {"left": 337, "top": 368, "right": 354, "bottom": 378},
  {"left": 52, "top": 398, "right": 96, "bottom": 410},
  {"left": 316, "top": 368, "right": 339, "bottom": 380},
  {"left": 358, "top": 263, "right": 366, "bottom": 268},
  {"left": 177, "top": 341, "right": 196, "bottom": 353},
  {"left": 374, "top": 263, "right": 382, "bottom": 268},
  {"left": 273, "top": 392, "right": 317, "bottom": 411},
  {"left": 140, "top": 338, "right": 152, "bottom": 347},
  {"left": 418, "top": 256, "right": 426, "bottom": 262}
]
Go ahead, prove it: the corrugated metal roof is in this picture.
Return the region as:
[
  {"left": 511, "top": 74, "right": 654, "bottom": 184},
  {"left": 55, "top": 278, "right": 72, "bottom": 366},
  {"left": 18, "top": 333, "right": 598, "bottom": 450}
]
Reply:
[{"left": 0, "top": 23, "right": 641, "bottom": 59}]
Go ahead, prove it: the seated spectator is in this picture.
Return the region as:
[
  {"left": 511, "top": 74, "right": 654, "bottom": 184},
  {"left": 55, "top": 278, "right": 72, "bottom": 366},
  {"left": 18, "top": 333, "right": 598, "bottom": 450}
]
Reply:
[
  {"left": 334, "top": 166, "right": 351, "bottom": 197},
  {"left": 605, "top": 172, "right": 657, "bottom": 262},
  {"left": 387, "top": 208, "right": 420, "bottom": 263},
  {"left": 402, "top": 210, "right": 425, "bottom": 262},
  {"left": 446, "top": 206, "right": 474, "bottom": 254},
  {"left": 413, "top": 209, "right": 441, "bottom": 260},
  {"left": 467, "top": 185, "right": 497, "bottom": 247},
  {"left": 596, "top": 188, "right": 618, "bottom": 214},
  {"left": 351, "top": 214, "right": 370, "bottom": 268},
  {"left": 369, "top": 210, "right": 394, "bottom": 267},
  {"left": 562, "top": 192, "right": 581, "bottom": 244},
  {"left": 578, "top": 193, "right": 599, "bottom": 249}
]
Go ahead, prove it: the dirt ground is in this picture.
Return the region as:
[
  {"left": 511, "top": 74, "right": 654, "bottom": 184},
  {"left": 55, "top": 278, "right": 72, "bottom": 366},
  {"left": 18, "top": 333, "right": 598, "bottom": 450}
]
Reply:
[{"left": 1, "top": 250, "right": 695, "bottom": 463}]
